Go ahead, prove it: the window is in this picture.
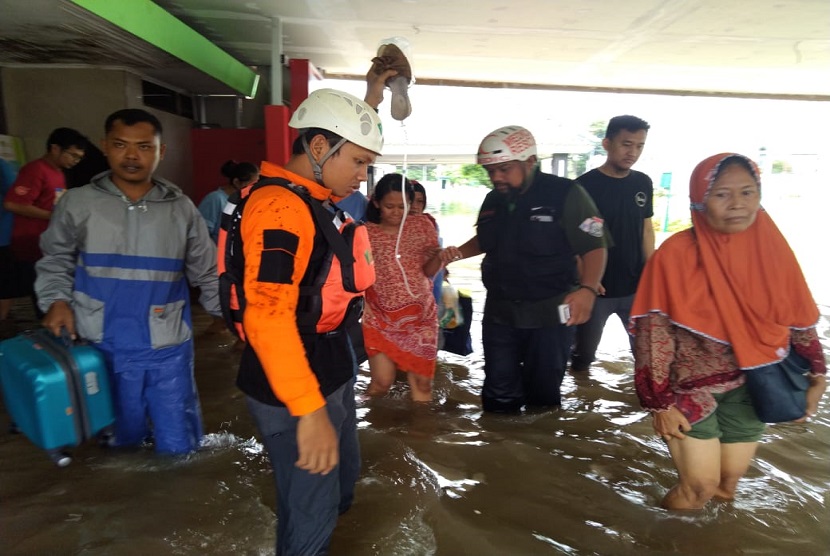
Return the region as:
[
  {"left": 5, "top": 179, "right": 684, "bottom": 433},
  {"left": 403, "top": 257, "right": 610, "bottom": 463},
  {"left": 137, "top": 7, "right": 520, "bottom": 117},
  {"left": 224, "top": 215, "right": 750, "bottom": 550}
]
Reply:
[{"left": 142, "top": 80, "right": 193, "bottom": 119}]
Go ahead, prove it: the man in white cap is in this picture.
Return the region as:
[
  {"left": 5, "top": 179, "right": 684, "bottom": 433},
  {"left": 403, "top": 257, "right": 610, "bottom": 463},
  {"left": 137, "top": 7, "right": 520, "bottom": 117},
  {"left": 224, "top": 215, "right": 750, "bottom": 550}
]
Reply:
[{"left": 442, "top": 125, "right": 608, "bottom": 413}]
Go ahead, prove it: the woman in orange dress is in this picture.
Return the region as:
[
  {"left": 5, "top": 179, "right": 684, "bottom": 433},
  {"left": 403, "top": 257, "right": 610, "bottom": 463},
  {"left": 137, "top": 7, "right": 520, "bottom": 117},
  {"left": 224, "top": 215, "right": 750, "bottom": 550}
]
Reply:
[{"left": 363, "top": 174, "right": 445, "bottom": 401}]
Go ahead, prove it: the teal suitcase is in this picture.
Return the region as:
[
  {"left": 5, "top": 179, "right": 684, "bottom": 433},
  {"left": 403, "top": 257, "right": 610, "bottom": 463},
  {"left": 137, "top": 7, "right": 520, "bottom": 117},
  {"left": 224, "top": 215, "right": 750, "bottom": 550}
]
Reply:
[{"left": 0, "top": 329, "right": 114, "bottom": 466}]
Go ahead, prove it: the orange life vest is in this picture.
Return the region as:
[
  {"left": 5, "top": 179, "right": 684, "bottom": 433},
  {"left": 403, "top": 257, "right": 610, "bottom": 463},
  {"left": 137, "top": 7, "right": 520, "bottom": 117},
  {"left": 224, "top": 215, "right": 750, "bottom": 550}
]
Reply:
[{"left": 217, "top": 178, "right": 375, "bottom": 341}]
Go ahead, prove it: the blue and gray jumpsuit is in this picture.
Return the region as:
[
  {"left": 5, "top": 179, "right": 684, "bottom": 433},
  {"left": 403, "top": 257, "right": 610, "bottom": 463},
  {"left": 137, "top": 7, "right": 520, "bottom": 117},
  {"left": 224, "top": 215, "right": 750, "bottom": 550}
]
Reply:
[{"left": 36, "top": 172, "right": 221, "bottom": 454}]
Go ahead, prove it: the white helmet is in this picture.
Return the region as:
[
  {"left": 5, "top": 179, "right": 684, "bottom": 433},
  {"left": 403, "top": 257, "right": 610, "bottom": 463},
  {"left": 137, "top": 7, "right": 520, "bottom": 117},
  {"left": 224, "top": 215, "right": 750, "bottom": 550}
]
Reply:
[
  {"left": 289, "top": 88, "right": 384, "bottom": 155},
  {"left": 476, "top": 125, "right": 537, "bottom": 165}
]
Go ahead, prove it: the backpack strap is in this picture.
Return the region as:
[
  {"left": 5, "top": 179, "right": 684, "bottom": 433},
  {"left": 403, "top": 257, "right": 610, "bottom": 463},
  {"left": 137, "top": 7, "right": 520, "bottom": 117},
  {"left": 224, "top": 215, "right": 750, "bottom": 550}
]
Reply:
[
  {"left": 222, "top": 177, "right": 360, "bottom": 339},
  {"left": 255, "top": 178, "right": 355, "bottom": 266},
  {"left": 218, "top": 177, "right": 294, "bottom": 340}
]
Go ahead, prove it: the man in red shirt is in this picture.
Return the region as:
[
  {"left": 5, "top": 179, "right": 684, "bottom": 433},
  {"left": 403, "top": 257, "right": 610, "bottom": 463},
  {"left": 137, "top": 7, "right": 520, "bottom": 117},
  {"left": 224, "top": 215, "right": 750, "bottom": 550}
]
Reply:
[{"left": 3, "top": 127, "right": 88, "bottom": 312}]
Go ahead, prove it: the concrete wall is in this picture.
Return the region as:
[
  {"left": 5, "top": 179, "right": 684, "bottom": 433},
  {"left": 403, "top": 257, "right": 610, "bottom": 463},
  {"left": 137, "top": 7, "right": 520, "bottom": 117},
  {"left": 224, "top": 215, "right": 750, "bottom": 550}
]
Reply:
[
  {"left": 1, "top": 67, "right": 124, "bottom": 163},
  {"left": 0, "top": 67, "right": 215, "bottom": 197}
]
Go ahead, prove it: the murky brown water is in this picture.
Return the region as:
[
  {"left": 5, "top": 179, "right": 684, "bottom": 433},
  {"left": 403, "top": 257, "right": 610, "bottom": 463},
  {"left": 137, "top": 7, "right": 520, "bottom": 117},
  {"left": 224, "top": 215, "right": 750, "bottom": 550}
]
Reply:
[
  {"left": 2, "top": 188, "right": 829, "bottom": 555},
  {"left": 2, "top": 290, "right": 828, "bottom": 555}
]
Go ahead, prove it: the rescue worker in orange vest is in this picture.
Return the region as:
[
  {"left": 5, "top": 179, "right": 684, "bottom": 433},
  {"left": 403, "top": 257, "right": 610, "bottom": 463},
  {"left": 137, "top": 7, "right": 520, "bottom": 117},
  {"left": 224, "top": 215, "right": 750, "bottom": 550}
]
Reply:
[{"left": 236, "top": 88, "right": 383, "bottom": 555}]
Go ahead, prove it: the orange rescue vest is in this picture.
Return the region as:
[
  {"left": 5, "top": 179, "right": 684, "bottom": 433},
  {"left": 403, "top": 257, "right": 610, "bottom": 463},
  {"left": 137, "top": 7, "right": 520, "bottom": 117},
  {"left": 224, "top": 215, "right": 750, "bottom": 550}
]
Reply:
[{"left": 217, "top": 178, "right": 375, "bottom": 341}]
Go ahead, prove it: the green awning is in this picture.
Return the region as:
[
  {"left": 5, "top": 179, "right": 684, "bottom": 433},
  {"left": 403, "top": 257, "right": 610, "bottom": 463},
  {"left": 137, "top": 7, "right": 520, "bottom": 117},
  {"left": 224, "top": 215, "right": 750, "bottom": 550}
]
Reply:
[{"left": 71, "top": 0, "right": 259, "bottom": 98}]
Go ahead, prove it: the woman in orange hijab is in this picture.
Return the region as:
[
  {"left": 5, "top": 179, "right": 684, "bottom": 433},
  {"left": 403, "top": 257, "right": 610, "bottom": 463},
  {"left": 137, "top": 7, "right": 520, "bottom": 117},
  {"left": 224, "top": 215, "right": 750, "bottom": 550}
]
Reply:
[{"left": 629, "top": 153, "right": 826, "bottom": 510}]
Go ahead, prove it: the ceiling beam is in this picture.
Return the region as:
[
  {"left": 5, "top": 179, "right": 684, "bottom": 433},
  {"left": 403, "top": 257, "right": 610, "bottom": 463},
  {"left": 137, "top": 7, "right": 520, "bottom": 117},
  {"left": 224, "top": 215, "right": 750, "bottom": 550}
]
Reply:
[{"left": 324, "top": 73, "right": 830, "bottom": 102}]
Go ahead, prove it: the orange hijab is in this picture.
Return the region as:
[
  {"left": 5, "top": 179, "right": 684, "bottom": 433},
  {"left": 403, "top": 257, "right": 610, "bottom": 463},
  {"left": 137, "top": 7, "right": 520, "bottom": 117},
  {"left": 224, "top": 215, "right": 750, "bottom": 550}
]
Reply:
[{"left": 630, "top": 153, "right": 818, "bottom": 369}]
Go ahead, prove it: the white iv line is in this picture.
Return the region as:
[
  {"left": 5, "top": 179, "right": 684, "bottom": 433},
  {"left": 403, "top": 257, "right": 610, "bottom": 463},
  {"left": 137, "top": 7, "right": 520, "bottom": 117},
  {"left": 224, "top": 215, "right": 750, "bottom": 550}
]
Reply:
[{"left": 392, "top": 122, "right": 418, "bottom": 299}]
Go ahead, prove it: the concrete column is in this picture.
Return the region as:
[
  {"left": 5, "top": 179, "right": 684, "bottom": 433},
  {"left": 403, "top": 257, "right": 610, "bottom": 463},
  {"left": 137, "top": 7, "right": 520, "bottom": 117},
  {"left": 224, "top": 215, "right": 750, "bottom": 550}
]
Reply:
[{"left": 270, "top": 17, "right": 284, "bottom": 106}]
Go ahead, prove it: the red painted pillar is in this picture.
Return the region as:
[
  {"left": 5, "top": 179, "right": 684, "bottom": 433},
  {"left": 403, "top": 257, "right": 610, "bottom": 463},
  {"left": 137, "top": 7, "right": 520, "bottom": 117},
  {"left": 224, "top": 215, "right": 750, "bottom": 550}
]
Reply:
[
  {"left": 289, "top": 58, "right": 323, "bottom": 109},
  {"left": 264, "top": 105, "right": 290, "bottom": 166}
]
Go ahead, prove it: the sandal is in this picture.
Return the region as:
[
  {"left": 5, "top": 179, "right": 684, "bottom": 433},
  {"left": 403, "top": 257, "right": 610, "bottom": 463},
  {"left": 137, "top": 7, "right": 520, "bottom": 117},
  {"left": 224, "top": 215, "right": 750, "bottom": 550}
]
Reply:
[{"left": 370, "top": 42, "right": 413, "bottom": 121}]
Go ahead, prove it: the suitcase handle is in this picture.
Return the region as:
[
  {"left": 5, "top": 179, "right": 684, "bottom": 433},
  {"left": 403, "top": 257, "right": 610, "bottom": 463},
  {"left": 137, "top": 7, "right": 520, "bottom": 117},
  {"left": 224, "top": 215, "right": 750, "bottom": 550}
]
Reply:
[
  {"left": 58, "top": 328, "right": 76, "bottom": 349},
  {"left": 37, "top": 327, "right": 86, "bottom": 348}
]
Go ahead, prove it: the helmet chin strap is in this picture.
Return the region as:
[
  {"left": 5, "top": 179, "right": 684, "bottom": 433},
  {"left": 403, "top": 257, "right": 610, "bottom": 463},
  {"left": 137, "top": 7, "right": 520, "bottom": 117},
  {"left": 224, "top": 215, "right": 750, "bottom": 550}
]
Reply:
[{"left": 302, "top": 135, "right": 347, "bottom": 186}]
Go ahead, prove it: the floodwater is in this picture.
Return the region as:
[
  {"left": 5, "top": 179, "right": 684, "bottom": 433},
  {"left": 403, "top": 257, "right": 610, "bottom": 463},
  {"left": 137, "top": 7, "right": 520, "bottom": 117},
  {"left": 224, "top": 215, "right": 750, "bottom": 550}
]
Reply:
[{"left": 1, "top": 183, "right": 829, "bottom": 555}]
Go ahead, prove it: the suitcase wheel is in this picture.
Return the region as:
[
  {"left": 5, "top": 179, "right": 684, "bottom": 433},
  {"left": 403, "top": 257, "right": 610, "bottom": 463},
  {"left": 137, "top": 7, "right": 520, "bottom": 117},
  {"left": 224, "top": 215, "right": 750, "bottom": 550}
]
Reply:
[
  {"left": 98, "top": 429, "right": 116, "bottom": 448},
  {"left": 49, "top": 450, "right": 72, "bottom": 467}
]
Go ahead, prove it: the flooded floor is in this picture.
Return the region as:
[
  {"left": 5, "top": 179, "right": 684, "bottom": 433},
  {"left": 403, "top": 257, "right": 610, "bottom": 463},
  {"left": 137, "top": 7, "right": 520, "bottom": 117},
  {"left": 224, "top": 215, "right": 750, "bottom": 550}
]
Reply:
[
  {"left": 2, "top": 186, "right": 830, "bottom": 555},
  {"left": 1, "top": 291, "right": 828, "bottom": 555}
]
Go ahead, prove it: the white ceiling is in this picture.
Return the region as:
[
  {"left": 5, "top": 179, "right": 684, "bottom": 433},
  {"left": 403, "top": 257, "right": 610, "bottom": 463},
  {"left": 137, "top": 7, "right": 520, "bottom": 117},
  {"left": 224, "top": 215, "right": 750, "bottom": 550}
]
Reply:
[
  {"left": 0, "top": 0, "right": 828, "bottom": 99},
  {"left": 154, "top": 0, "right": 830, "bottom": 98}
]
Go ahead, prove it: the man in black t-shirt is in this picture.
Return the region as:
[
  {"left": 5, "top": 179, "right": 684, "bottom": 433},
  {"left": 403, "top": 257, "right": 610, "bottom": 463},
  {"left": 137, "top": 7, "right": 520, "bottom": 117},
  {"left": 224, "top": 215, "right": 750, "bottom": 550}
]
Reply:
[{"left": 571, "top": 115, "right": 654, "bottom": 373}]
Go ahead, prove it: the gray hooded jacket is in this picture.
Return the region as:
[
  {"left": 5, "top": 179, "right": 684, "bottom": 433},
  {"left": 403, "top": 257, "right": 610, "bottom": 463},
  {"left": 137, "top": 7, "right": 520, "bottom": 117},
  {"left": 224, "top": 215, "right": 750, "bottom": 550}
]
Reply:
[{"left": 35, "top": 171, "right": 220, "bottom": 349}]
